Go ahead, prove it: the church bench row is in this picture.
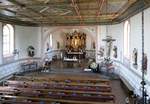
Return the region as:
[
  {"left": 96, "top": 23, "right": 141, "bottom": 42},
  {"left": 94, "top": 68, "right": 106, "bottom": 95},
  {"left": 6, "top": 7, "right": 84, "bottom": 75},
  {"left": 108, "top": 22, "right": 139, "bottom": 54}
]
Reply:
[
  {"left": 5, "top": 80, "right": 110, "bottom": 87},
  {"left": 0, "top": 95, "right": 114, "bottom": 104},
  {"left": 12, "top": 75, "right": 110, "bottom": 85},
  {"left": 13, "top": 75, "right": 110, "bottom": 82},
  {"left": 0, "top": 86, "right": 114, "bottom": 96},
  {"left": 0, "top": 88, "right": 114, "bottom": 101},
  {"left": 5, "top": 80, "right": 111, "bottom": 92},
  {"left": 0, "top": 87, "right": 115, "bottom": 102},
  {"left": 7, "top": 79, "right": 109, "bottom": 87}
]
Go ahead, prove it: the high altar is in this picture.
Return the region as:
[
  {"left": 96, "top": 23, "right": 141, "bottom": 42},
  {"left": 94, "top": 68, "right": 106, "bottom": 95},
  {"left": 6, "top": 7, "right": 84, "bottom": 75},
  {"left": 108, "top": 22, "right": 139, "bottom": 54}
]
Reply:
[{"left": 65, "top": 31, "right": 86, "bottom": 59}]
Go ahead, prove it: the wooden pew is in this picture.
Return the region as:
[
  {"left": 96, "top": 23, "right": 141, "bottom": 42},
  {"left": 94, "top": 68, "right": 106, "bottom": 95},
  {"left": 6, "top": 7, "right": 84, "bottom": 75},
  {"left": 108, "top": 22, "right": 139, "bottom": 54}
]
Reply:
[
  {"left": 6, "top": 80, "right": 109, "bottom": 87},
  {"left": 7, "top": 79, "right": 109, "bottom": 87},
  {"left": 0, "top": 95, "right": 114, "bottom": 104},
  {"left": 5, "top": 80, "right": 111, "bottom": 92},
  {"left": 1, "top": 74, "right": 115, "bottom": 103},
  {"left": 0, "top": 86, "right": 114, "bottom": 96},
  {"left": 12, "top": 75, "right": 110, "bottom": 85},
  {"left": 0, "top": 87, "right": 114, "bottom": 100},
  {"left": 0, "top": 86, "right": 115, "bottom": 101}
]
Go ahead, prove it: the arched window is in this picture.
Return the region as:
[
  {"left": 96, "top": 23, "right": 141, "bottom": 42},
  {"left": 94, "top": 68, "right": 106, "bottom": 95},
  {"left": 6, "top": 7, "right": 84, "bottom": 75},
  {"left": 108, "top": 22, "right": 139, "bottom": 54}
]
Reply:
[
  {"left": 124, "top": 21, "right": 130, "bottom": 59},
  {"left": 3, "top": 24, "right": 14, "bottom": 57},
  {"left": 49, "top": 34, "right": 52, "bottom": 48}
]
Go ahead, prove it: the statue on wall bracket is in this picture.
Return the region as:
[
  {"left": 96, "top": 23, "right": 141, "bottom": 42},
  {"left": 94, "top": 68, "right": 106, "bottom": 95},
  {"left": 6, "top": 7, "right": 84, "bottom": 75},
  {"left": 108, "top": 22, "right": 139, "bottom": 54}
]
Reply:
[
  {"left": 143, "top": 53, "right": 148, "bottom": 74},
  {"left": 57, "top": 41, "right": 60, "bottom": 49},
  {"left": 92, "top": 42, "right": 95, "bottom": 49},
  {"left": 27, "top": 46, "right": 35, "bottom": 57},
  {"left": 132, "top": 48, "right": 138, "bottom": 66},
  {"left": 113, "top": 46, "right": 117, "bottom": 58},
  {"left": 46, "top": 43, "right": 50, "bottom": 51}
]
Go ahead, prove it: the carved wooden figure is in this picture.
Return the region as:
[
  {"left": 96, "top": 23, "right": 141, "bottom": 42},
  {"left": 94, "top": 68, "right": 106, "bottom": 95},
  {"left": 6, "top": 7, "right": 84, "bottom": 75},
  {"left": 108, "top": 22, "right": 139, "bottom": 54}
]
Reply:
[
  {"left": 133, "top": 48, "right": 138, "bottom": 65},
  {"left": 143, "top": 53, "right": 148, "bottom": 71},
  {"left": 113, "top": 46, "right": 117, "bottom": 58}
]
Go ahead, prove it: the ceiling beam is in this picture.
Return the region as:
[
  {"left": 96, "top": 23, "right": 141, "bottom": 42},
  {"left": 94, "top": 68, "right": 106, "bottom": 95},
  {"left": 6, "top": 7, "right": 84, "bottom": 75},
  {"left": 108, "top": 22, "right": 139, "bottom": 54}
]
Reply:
[
  {"left": 14, "top": 13, "right": 115, "bottom": 19},
  {"left": 96, "top": 0, "right": 105, "bottom": 16},
  {"left": 71, "top": 0, "right": 83, "bottom": 24},
  {"left": 38, "top": 20, "right": 115, "bottom": 26},
  {"left": 96, "top": 0, "right": 105, "bottom": 22}
]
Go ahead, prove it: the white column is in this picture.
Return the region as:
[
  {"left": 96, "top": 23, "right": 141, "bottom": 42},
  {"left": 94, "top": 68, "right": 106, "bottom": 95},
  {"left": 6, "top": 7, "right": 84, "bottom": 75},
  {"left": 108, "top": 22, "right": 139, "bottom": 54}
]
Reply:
[
  {"left": 0, "top": 23, "right": 3, "bottom": 64},
  {"left": 96, "top": 26, "right": 100, "bottom": 62}
]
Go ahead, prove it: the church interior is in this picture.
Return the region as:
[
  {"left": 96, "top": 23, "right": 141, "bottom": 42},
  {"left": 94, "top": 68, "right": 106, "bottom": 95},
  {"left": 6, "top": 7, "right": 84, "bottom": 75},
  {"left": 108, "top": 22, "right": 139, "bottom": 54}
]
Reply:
[{"left": 0, "top": 0, "right": 150, "bottom": 104}]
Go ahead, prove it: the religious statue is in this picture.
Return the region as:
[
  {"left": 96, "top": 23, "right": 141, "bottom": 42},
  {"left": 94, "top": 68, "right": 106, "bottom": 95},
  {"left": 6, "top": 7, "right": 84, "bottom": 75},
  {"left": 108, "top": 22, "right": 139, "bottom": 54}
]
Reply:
[
  {"left": 46, "top": 43, "right": 50, "bottom": 51},
  {"left": 113, "top": 46, "right": 117, "bottom": 58},
  {"left": 27, "top": 46, "right": 35, "bottom": 57},
  {"left": 143, "top": 53, "right": 148, "bottom": 71},
  {"left": 132, "top": 48, "right": 138, "bottom": 65},
  {"left": 57, "top": 42, "right": 60, "bottom": 49}
]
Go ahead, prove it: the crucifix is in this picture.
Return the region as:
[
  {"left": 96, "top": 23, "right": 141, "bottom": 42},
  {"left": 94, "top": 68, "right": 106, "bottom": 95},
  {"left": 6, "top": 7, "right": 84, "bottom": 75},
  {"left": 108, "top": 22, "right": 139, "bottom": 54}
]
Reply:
[{"left": 102, "top": 36, "right": 116, "bottom": 58}]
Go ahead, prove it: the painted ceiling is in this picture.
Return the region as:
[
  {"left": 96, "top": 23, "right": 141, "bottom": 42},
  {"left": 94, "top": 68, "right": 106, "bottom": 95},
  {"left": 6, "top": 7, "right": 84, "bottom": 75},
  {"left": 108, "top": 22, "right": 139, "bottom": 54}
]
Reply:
[{"left": 0, "top": 0, "right": 149, "bottom": 26}]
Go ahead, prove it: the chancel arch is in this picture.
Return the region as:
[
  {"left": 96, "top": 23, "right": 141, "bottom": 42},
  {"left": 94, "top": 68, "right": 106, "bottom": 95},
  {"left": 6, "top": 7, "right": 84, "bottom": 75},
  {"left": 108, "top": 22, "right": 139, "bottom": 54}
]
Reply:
[
  {"left": 42, "top": 27, "right": 96, "bottom": 52},
  {"left": 41, "top": 27, "right": 97, "bottom": 60}
]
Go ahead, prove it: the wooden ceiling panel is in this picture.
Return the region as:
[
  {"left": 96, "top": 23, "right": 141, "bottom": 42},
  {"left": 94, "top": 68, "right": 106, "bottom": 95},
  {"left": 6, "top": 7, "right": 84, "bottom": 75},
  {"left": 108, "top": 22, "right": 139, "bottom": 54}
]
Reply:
[
  {"left": 0, "top": 0, "right": 148, "bottom": 26},
  {"left": 78, "top": 2, "right": 99, "bottom": 9}
]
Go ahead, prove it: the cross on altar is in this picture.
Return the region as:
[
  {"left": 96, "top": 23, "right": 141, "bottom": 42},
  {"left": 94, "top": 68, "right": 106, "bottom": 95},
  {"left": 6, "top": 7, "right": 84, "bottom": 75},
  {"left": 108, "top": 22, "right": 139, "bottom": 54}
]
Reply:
[{"left": 102, "top": 36, "right": 116, "bottom": 58}]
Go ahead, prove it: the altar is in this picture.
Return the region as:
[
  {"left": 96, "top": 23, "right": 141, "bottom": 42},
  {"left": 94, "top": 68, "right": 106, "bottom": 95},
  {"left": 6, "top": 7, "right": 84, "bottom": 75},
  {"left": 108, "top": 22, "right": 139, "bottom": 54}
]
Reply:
[
  {"left": 66, "top": 51, "right": 85, "bottom": 59},
  {"left": 64, "top": 31, "right": 86, "bottom": 59}
]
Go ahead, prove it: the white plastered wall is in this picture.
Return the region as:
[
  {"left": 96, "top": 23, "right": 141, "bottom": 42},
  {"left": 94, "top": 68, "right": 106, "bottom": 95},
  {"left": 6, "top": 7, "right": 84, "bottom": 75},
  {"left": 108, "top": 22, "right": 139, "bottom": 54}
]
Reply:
[
  {"left": 0, "top": 24, "right": 42, "bottom": 79},
  {"left": 105, "top": 7, "right": 150, "bottom": 96},
  {"left": 15, "top": 25, "right": 41, "bottom": 59}
]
